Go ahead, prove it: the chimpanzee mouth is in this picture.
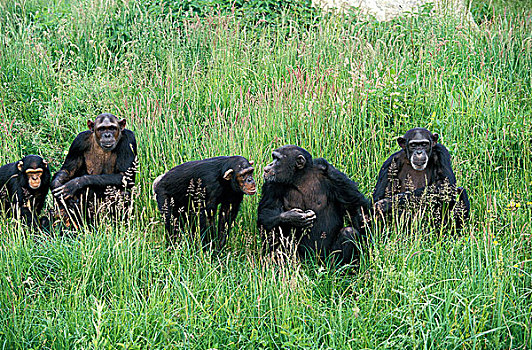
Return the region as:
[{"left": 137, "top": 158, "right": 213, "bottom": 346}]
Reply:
[
  {"left": 411, "top": 160, "right": 428, "bottom": 171},
  {"left": 29, "top": 183, "right": 40, "bottom": 190},
  {"left": 101, "top": 143, "right": 116, "bottom": 150},
  {"left": 245, "top": 188, "right": 257, "bottom": 195}
]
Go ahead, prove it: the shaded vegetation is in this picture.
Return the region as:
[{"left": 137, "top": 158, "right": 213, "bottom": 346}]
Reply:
[{"left": 0, "top": 0, "right": 531, "bottom": 348}]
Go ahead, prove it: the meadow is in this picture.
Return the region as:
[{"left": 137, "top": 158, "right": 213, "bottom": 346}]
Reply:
[{"left": 0, "top": 0, "right": 531, "bottom": 348}]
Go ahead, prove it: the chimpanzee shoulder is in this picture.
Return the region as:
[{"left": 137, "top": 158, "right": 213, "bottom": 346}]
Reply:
[
  {"left": 429, "top": 143, "right": 456, "bottom": 184},
  {"left": 114, "top": 129, "right": 137, "bottom": 172},
  {"left": 314, "top": 157, "right": 369, "bottom": 207},
  {"left": 0, "top": 162, "right": 18, "bottom": 186},
  {"left": 373, "top": 150, "right": 405, "bottom": 202},
  {"left": 57, "top": 131, "right": 92, "bottom": 174}
]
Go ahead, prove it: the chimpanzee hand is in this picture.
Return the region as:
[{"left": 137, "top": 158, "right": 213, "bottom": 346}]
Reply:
[
  {"left": 374, "top": 198, "right": 391, "bottom": 215},
  {"left": 51, "top": 178, "right": 83, "bottom": 200},
  {"left": 280, "top": 208, "right": 316, "bottom": 227}
]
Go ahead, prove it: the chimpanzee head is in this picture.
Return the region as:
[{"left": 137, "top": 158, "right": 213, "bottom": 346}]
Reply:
[
  {"left": 87, "top": 113, "right": 126, "bottom": 151},
  {"left": 398, "top": 128, "right": 438, "bottom": 171},
  {"left": 222, "top": 157, "right": 257, "bottom": 195},
  {"left": 263, "top": 145, "right": 312, "bottom": 183},
  {"left": 17, "top": 155, "right": 50, "bottom": 190}
]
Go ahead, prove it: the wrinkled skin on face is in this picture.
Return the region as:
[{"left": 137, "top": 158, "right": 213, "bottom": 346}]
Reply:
[
  {"left": 236, "top": 167, "right": 256, "bottom": 195},
  {"left": 223, "top": 160, "right": 256, "bottom": 195},
  {"left": 398, "top": 128, "right": 438, "bottom": 171},
  {"left": 87, "top": 113, "right": 126, "bottom": 151},
  {"left": 263, "top": 146, "right": 309, "bottom": 183},
  {"left": 26, "top": 169, "right": 43, "bottom": 189},
  {"left": 17, "top": 157, "right": 48, "bottom": 190}
]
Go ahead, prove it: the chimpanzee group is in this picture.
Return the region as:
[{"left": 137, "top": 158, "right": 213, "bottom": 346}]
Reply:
[{"left": 0, "top": 114, "right": 470, "bottom": 265}]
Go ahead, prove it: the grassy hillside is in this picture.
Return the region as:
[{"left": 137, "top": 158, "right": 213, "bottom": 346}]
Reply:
[{"left": 0, "top": 0, "right": 531, "bottom": 348}]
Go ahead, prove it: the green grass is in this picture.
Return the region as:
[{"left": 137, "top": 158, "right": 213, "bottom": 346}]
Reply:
[{"left": 0, "top": 0, "right": 531, "bottom": 348}]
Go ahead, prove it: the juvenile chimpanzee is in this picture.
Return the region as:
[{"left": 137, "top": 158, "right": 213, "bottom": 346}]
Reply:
[
  {"left": 153, "top": 156, "right": 256, "bottom": 249},
  {"left": 0, "top": 155, "right": 50, "bottom": 227},
  {"left": 373, "top": 128, "right": 470, "bottom": 229},
  {"left": 257, "top": 145, "right": 370, "bottom": 265},
  {"left": 51, "top": 113, "right": 137, "bottom": 228}
]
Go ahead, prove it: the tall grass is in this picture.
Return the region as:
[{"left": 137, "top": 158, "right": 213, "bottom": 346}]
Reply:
[{"left": 0, "top": 0, "right": 531, "bottom": 348}]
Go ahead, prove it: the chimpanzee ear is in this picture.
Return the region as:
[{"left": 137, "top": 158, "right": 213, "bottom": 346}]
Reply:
[
  {"left": 87, "top": 120, "right": 95, "bottom": 131},
  {"left": 119, "top": 119, "right": 126, "bottom": 130},
  {"left": 431, "top": 133, "right": 439, "bottom": 146},
  {"left": 397, "top": 137, "right": 407, "bottom": 149},
  {"left": 17, "top": 161, "right": 23, "bottom": 172},
  {"left": 43, "top": 159, "right": 48, "bottom": 167},
  {"left": 295, "top": 155, "right": 306, "bottom": 169},
  {"left": 223, "top": 169, "right": 234, "bottom": 181},
  {"left": 249, "top": 160, "right": 254, "bottom": 166}
]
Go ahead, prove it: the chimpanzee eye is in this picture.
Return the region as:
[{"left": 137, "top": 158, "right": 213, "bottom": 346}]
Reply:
[
  {"left": 410, "top": 141, "right": 429, "bottom": 148},
  {"left": 246, "top": 177, "right": 254, "bottom": 183}
]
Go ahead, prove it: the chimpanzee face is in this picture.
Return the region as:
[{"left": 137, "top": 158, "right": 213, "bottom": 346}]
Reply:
[
  {"left": 87, "top": 113, "right": 126, "bottom": 151},
  {"left": 398, "top": 128, "right": 438, "bottom": 171},
  {"left": 263, "top": 146, "right": 310, "bottom": 183},
  {"left": 223, "top": 159, "right": 257, "bottom": 195},
  {"left": 17, "top": 155, "right": 48, "bottom": 190}
]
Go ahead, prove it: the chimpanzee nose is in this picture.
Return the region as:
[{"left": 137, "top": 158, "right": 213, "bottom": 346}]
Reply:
[{"left": 416, "top": 150, "right": 423, "bottom": 155}]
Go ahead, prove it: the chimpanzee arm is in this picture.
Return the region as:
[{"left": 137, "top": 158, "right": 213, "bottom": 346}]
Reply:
[
  {"left": 430, "top": 143, "right": 456, "bottom": 184},
  {"left": 258, "top": 182, "right": 316, "bottom": 231},
  {"left": 67, "top": 130, "right": 137, "bottom": 190},
  {"left": 372, "top": 153, "right": 398, "bottom": 203},
  {"left": 6, "top": 177, "right": 35, "bottom": 226},
  {"left": 51, "top": 132, "right": 89, "bottom": 190},
  {"left": 257, "top": 182, "right": 285, "bottom": 231}
]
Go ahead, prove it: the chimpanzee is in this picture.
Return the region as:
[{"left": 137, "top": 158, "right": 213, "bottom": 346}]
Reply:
[
  {"left": 0, "top": 155, "right": 51, "bottom": 227},
  {"left": 373, "top": 127, "right": 470, "bottom": 229},
  {"left": 51, "top": 113, "right": 137, "bottom": 228},
  {"left": 257, "top": 145, "right": 370, "bottom": 265},
  {"left": 153, "top": 156, "right": 256, "bottom": 249}
]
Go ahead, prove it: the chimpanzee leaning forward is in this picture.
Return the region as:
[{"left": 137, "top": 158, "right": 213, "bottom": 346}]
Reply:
[{"left": 51, "top": 113, "right": 137, "bottom": 227}]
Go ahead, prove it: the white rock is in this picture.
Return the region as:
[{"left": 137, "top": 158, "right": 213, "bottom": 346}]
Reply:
[{"left": 313, "top": 0, "right": 476, "bottom": 25}]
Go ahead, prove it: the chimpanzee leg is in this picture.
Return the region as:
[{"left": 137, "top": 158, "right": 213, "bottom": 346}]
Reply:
[
  {"left": 453, "top": 186, "right": 470, "bottom": 230},
  {"left": 217, "top": 203, "right": 231, "bottom": 250},
  {"left": 217, "top": 202, "right": 241, "bottom": 251},
  {"left": 156, "top": 193, "right": 176, "bottom": 243},
  {"left": 330, "top": 227, "right": 363, "bottom": 265},
  {"left": 53, "top": 195, "right": 82, "bottom": 230},
  {"left": 198, "top": 205, "right": 217, "bottom": 249}
]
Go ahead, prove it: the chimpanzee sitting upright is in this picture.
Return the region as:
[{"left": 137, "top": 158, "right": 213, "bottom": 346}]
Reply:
[
  {"left": 0, "top": 155, "right": 50, "bottom": 227},
  {"left": 153, "top": 156, "right": 256, "bottom": 249},
  {"left": 373, "top": 127, "right": 470, "bottom": 229},
  {"left": 257, "top": 145, "right": 370, "bottom": 265},
  {"left": 51, "top": 113, "right": 137, "bottom": 228}
]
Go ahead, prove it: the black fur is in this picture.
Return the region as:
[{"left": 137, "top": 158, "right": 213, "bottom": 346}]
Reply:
[
  {"left": 0, "top": 155, "right": 50, "bottom": 227},
  {"left": 373, "top": 129, "right": 470, "bottom": 229},
  {"left": 153, "top": 156, "right": 255, "bottom": 249},
  {"left": 258, "top": 145, "right": 370, "bottom": 264},
  {"left": 51, "top": 115, "right": 137, "bottom": 227},
  {"left": 51, "top": 130, "right": 137, "bottom": 192}
]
